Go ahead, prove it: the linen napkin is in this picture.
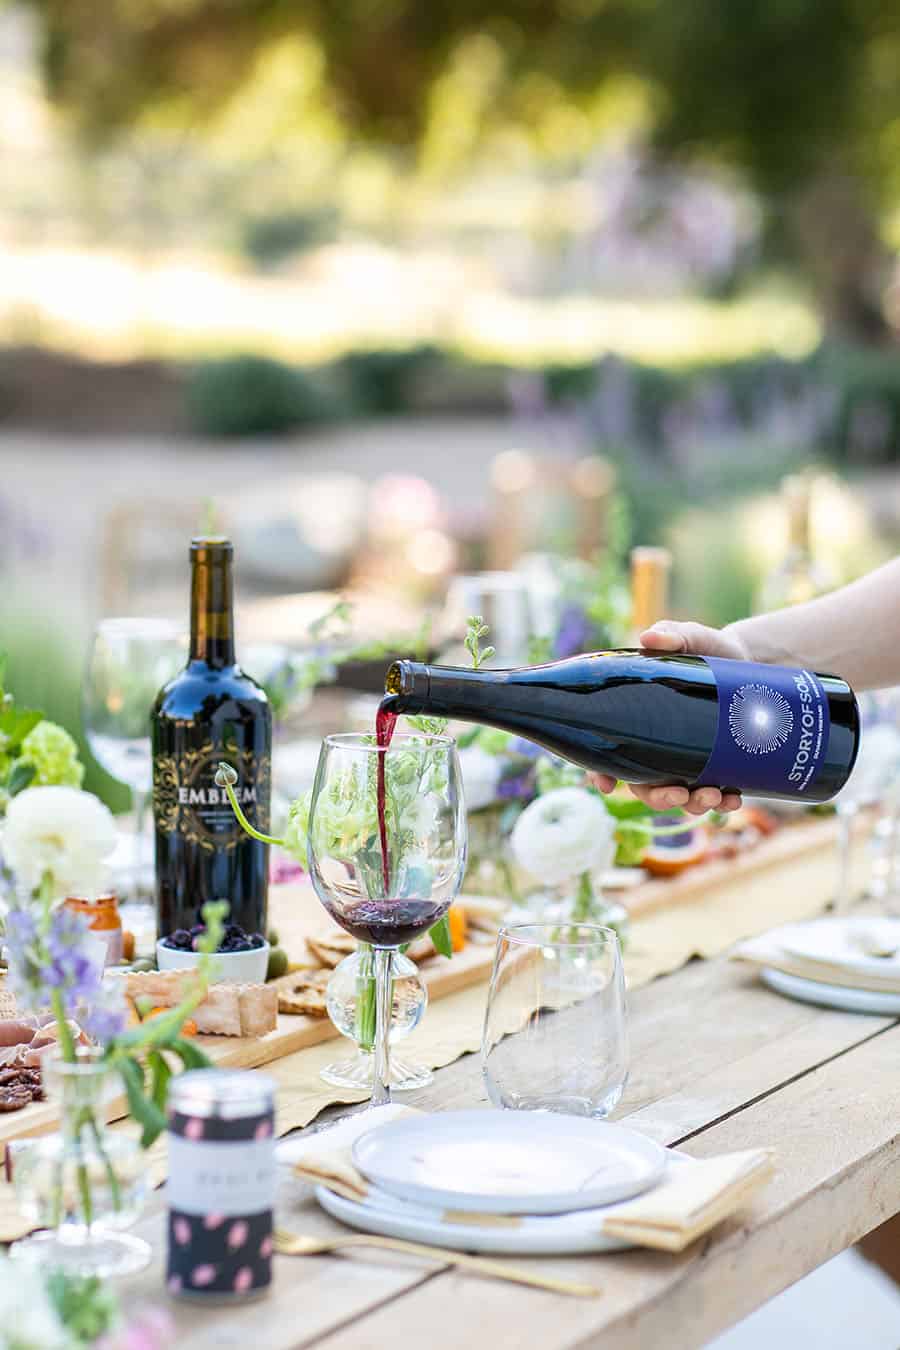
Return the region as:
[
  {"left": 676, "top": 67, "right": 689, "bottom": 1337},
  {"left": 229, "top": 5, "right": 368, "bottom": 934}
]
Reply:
[
  {"left": 277, "top": 1110, "right": 775, "bottom": 1254},
  {"left": 732, "top": 917, "right": 900, "bottom": 993}
]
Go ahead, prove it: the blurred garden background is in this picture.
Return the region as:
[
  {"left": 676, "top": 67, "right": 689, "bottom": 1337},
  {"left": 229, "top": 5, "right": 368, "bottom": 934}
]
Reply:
[{"left": 4, "top": 0, "right": 900, "bottom": 811}]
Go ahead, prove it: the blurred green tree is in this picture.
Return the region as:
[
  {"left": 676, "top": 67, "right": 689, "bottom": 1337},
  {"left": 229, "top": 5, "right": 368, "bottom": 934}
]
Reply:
[{"left": 21, "top": 0, "right": 900, "bottom": 339}]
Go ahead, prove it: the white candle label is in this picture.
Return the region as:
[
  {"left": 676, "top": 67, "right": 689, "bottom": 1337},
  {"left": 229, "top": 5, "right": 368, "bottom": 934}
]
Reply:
[
  {"left": 167, "top": 1103, "right": 275, "bottom": 1300},
  {"left": 167, "top": 1136, "right": 275, "bottom": 1217}
]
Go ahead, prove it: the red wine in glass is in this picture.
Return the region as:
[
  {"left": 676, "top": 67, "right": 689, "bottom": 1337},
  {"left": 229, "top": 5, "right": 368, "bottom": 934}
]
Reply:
[
  {"left": 338, "top": 703, "right": 450, "bottom": 947},
  {"left": 375, "top": 703, "right": 396, "bottom": 898},
  {"left": 321, "top": 896, "right": 451, "bottom": 946}
]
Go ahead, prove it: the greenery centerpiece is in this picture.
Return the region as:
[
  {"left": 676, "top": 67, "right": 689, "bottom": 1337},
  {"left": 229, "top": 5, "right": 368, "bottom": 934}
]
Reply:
[
  {"left": 2, "top": 784, "right": 217, "bottom": 1275},
  {"left": 0, "top": 653, "right": 85, "bottom": 815}
]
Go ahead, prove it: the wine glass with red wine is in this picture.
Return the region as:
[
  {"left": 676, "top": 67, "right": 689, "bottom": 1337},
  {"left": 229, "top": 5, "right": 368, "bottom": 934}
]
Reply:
[{"left": 306, "top": 732, "right": 467, "bottom": 1106}]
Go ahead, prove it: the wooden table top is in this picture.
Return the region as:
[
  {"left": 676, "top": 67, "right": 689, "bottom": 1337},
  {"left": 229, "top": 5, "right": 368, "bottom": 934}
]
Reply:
[{"left": 121, "top": 921, "right": 900, "bottom": 1350}]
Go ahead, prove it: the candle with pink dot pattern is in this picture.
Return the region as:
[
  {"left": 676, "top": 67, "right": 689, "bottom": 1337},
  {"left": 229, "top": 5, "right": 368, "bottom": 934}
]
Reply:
[{"left": 166, "top": 1069, "right": 275, "bottom": 1302}]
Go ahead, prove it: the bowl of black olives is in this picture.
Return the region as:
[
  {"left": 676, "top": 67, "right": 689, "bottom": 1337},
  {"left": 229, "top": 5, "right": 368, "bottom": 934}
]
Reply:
[{"left": 157, "top": 923, "right": 270, "bottom": 985}]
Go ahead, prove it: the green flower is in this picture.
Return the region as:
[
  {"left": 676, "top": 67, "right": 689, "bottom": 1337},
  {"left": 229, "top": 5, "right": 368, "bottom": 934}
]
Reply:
[
  {"left": 287, "top": 746, "right": 447, "bottom": 884},
  {"left": 18, "top": 721, "right": 84, "bottom": 788},
  {"left": 283, "top": 790, "right": 311, "bottom": 868}
]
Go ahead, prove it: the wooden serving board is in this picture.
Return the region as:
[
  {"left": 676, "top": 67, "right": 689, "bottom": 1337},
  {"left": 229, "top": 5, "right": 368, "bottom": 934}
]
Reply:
[
  {"left": 0, "top": 887, "right": 496, "bottom": 1146},
  {"left": 621, "top": 813, "right": 846, "bottom": 917}
]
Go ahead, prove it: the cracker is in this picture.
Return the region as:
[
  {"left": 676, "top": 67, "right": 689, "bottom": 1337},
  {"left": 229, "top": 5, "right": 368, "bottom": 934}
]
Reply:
[
  {"left": 277, "top": 970, "right": 330, "bottom": 1018},
  {"left": 306, "top": 934, "right": 356, "bottom": 969}
]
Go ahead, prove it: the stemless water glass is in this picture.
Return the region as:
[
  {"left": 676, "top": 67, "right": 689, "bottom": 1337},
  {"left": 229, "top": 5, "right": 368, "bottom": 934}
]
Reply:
[
  {"left": 83, "top": 618, "right": 185, "bottom": 900},
  {"left": 482, "top": 923, "right": 627, "bottom": 1117},
  {"left": 306, "top": 733, "right": 467, "bottom": 1106}
]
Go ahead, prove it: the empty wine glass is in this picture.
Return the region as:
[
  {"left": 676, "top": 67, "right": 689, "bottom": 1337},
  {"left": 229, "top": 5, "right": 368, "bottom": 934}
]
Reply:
[
  {"left": 833, "top": 693, "right": 900, "bottom": 911},
  {"left": 83, "top": 618, "right": 185, "bottom": 901},
  {"left": 306, "top": 732, "right": 467, "bottom": 1106},
  {"left": 482, "top": 923, "right": 628, "bottom": 1117}
]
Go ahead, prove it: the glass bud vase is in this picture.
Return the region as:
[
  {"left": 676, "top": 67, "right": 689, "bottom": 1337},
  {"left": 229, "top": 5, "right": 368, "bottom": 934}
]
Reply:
[
  {"left": 320, "top": 948, "right": 432, "bottom": 1092},
  {"left": 551, "top": 876, "right": 630, "bottom": 948},
  {"left": 11, "top": 1047, "right": 151, "bottom": 1277}
]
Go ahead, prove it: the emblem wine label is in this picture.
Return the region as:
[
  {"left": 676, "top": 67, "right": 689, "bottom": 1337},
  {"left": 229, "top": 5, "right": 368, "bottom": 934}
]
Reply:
[
  {"left": 697, "top": 658, "right": 831, "bottom": 795},
  {"left": 154, "top": 743, "right": 270, "bottom": 852}
]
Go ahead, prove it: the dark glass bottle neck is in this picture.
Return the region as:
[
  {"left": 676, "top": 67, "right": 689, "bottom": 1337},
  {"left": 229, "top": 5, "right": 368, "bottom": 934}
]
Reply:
[{"left": 190, "top": 549, "right": 235, "bottom": 667}]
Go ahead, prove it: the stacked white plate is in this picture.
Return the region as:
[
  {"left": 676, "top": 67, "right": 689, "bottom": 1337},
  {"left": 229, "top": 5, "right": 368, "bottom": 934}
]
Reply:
[
  {"left": 315, "top": 1110, "right": 676, "bottom": 1255},
  {"left": 759, "top": 916, "right": 900, "bottom": 1015}
]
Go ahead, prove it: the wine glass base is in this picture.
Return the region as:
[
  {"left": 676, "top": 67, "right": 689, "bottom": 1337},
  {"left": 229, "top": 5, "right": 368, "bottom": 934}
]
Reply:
[
  {"left": 320, "top": 1050, "right": 433, "bottom": 1092},
  {"left": 10, "top": 1228, "right": 153, "bottom": 1279}
]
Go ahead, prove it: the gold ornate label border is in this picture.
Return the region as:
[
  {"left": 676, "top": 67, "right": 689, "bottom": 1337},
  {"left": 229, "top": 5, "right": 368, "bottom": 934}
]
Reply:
[{"left": 153, "top": 741, "right": 271, "bottom": 853}]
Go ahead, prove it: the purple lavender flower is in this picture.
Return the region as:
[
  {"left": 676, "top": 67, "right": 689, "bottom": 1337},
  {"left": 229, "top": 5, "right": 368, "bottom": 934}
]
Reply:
[
  {"left": 5, "top": 902, "right": 104, "bottom": 1017},
  {"left": 553, "top": 604, "right": 592, "bottom": 658},
  {"left": 81, "top": 985, "right": 129, "bottom": 1045},
  {"left": 498, "top": 771, "right": 536, "bottom": 800},
  {"left": 510, "top": 738, "right": 543, "bottom": 759}
]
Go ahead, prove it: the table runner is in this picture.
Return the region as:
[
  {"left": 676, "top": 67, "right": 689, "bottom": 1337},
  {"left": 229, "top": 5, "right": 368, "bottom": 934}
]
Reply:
[{"left": 0, "top": 819, "right": 868, "bottom": 1242}]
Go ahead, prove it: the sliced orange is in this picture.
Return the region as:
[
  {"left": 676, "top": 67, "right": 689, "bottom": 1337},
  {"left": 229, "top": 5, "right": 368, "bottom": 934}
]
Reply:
[
  {"left": 642, "top": 828, "right": 709, "bottom": 877},
  {"left": 448, "top": 904, "right": 467, "bottom": 952}
]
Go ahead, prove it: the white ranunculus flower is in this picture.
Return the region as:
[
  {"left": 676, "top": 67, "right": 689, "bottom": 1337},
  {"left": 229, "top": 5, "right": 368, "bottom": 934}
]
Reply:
[
  {"left": 458, "top": 746, "right": 502, "bottom": 811},
  {"left": 510, "top": 786, "right": 615, "bottom": 886},
  {"left": 0, "top": 1255, "right": 73, "bottom": 1348},
  {"left": 3, "top": 786, "right": 118, "bottom": 898},
  {"left": 402, "top": 792, "right": 441, "bottom": 840}
]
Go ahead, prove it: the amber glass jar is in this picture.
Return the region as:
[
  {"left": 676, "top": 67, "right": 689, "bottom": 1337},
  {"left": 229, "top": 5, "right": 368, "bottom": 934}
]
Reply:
[{"left": 64, "top": 893, "right": 123, "bottom": 965}]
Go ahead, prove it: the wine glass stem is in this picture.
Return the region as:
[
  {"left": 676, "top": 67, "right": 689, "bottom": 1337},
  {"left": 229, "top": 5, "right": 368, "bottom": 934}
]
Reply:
[
  {"left": 372, "top": 947, "right": 394, "bottom": 1107},
  {"left": 835, "top": 804, "right": 857, "bottom": 912}
]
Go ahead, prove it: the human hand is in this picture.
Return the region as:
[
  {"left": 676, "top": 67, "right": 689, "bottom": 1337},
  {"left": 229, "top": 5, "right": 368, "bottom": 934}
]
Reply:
[{"left": 590, "top": 620, "right": 752, "bottom": 814}]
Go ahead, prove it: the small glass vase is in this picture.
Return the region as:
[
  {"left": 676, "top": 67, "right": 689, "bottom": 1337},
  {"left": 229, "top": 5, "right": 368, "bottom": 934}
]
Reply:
[
  {"left": 545, "top": 874, "right": 630, "bottom": 947},
  {"left": 11, "top": 1047, "right": 151, "bottom": 1277},
  {"left": 320, "top": 948, "right": 432, "bottom": 1092}
]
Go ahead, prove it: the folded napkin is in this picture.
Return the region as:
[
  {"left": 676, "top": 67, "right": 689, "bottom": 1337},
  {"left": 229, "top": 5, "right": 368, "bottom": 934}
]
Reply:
[
  {"left": 733, "top": 917, "right": 900, "bottom": 993},
  {"left": 597, "top": 1149, "right": 774, "bottom": 1251},
  {"left": 277, "top": 1109, "right": 775, "bottom": 1254},
  {"left": 277, "top": 1105, "right": 417, "bottom": 1202}
]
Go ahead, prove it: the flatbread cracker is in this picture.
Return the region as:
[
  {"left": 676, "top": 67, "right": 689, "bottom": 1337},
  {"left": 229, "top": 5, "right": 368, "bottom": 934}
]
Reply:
[
  {"left": 306, "top": 934, "right": 356, "bottom": 969},
  {"left": 277, "top": 970, "right": 330, "bottom": 1018}
]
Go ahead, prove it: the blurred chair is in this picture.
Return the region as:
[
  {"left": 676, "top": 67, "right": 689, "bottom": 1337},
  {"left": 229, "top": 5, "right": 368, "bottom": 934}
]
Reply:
[
  {"left": 100, "top": 472, "right": 369, "bottom": 616},
  {"left": 233, "top": 473, "right": 368, "bottom": 592},
  {"left": 487, "top": 452, "right": 616, "bottom": 567}
]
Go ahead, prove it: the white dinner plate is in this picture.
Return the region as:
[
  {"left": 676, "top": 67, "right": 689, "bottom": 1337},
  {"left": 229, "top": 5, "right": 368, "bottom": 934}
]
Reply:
[
  {"left": 350, "top": 1110, "right": 667, "bottom": 1215},
  {"left": 315, "top": 1152, "right": 690, "bottom": 1256},
  {"left": 778, "top": 917, "right": 900, "bottom": 976},
  {"left": 760, "top": 966, "right": 900, "bottom": 1015}
]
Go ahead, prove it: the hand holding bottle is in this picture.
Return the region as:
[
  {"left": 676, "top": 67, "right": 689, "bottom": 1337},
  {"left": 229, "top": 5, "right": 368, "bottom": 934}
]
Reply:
[{"left": 590, "top": 620, "right": 755, "bottom": 814}]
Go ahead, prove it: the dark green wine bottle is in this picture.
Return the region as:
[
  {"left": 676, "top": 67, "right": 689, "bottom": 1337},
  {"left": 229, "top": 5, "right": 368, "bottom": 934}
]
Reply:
[
  {"left": 152, "top": 538, "right": 271, "bottom": 937},
  {"left": 383, "top": 651, "right": 860, "bottom": 804}
]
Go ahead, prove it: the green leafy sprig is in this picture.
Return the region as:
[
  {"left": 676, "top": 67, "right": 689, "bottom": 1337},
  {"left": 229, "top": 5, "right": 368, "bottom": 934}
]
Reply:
[
  {"left": 464, "top": 614, "right": 495, "bottom": 669},
  {"left": 103, "top": 901, "right": 223, "bottom": 1148}
]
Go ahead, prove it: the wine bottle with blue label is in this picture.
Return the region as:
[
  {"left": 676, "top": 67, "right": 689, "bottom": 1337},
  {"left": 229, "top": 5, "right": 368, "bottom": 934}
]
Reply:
[{"left": 382, "top": 651, "right": 859, "bottom": 803}]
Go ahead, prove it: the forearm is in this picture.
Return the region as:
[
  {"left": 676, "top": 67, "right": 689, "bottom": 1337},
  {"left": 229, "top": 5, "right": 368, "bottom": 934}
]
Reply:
[{"left": 728, "top": 557, "right": 900, "bottom": 690}]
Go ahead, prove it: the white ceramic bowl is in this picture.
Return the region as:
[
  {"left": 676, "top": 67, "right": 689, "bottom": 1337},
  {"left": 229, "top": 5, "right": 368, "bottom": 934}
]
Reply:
[{"left": 156, "top": 938, "right": 270, "bottom": 986}]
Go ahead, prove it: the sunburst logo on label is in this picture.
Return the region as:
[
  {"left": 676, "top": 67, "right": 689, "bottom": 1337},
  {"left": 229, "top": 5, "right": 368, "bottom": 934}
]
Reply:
[{"left": 728, "top": 683, "right": 794, "bottom": 755}]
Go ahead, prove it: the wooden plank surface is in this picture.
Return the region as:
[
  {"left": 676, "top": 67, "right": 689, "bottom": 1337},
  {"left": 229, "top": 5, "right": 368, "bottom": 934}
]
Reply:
[
  {"left": 0, "top": 812, "right": 851, "bottom": 1146},
  {"left": 623, "top": 812, "right": 850, "bottom": 918},
  {"left": 116, "top": 905, "right": 900, "bottom": 1350}
]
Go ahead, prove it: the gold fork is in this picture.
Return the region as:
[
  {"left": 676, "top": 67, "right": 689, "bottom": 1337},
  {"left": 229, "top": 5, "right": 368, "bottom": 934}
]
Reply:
[{"left": 273, "top": 1226, "right": 600, "bottom": 1298}]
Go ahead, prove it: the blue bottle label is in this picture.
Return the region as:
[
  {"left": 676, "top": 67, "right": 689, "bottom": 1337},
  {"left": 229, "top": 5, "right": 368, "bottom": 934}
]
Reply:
[{"left": 696, "top": 658, "right": 830, "bottom": 795}]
